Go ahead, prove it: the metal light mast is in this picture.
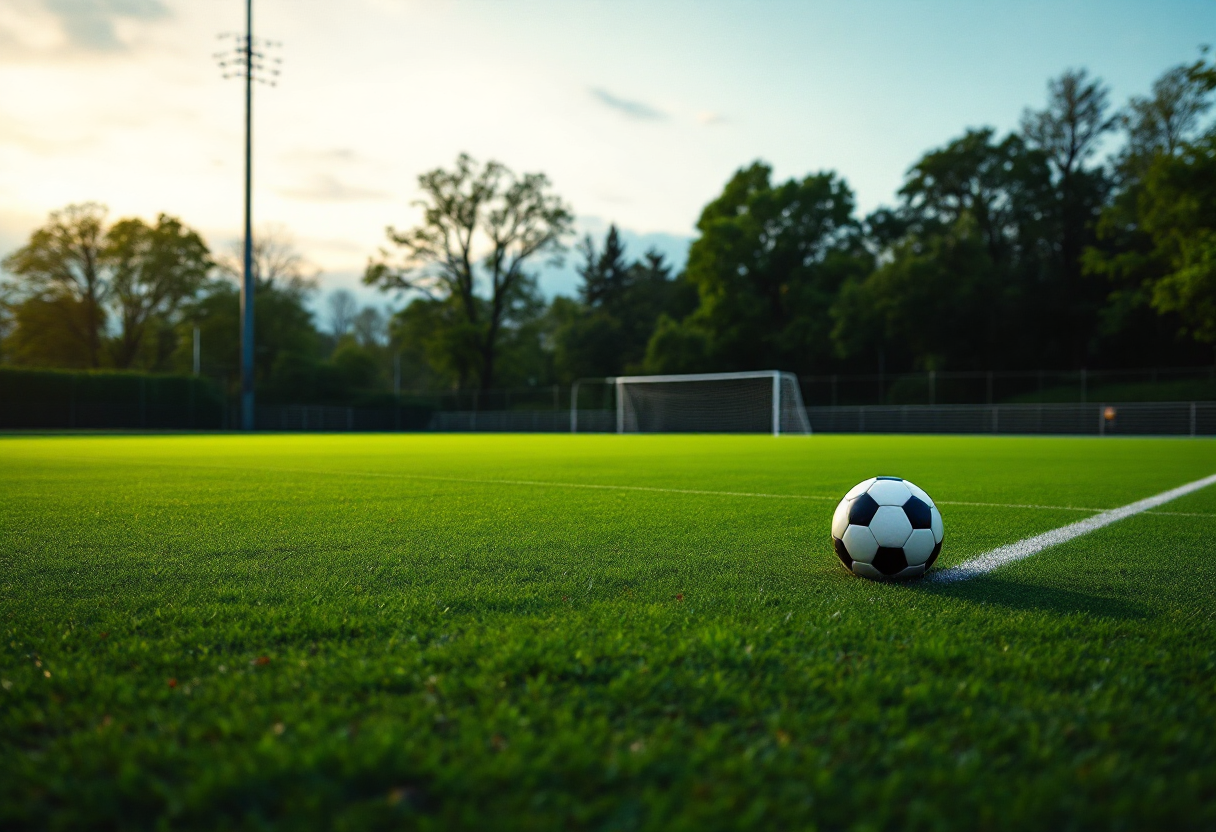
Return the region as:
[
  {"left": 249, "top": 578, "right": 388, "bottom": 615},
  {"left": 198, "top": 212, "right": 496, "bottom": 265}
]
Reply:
[{"left": 216, "top": 2, "right": 280, "bottom": 431}]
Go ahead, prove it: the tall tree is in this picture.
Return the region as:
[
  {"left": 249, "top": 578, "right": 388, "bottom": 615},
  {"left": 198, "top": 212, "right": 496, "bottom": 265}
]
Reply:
[
  {"left": 1084, "top": 58, "right": 1215, "bottom": 367},
  {"left": 185, "top": 228, "right": 321, "bottom": 389},
  {"left": 553, "top": 228, "right": 692, "bottom": 380},
  {"left": 649, "top": 162, "right": 868, "bottom": 374},
  {"left": 216, "top": 225, "right": 317, "bottom": 291},
  {"left": 2, "top": 203, "right": 110, "bottom": 368},
  {"left": 3, "top": 205, "right": 213, "bottom": 370},
  {"left": 832, "top": 222, "right": 996, "bottom": 372},
  {"left": 352, "top": 307, "right": 385, "bottom": 348},
  {"left": 1021, "top": 69, "right": 1115, "bottom": 183},
  {"left": 1020, "top": 69, "right": 1117, "bottom": 363},
  {"left": 327, "top": 289, "right": 357, "bottom": 338},
  {"left": 1135, "top": 133, "right": 1216, "bottom": 346},
  {"left": 105, "top": 214, "right": 212, "bottom": 369},
  {"left": 389, "top": 297, "right": 482, "bottom": 391},
  {"left": 578, "top": 225, "right": 631, "bottom": 309},
  {"left": 365, "top": 153, "right": 572, "bottom": 391},
  {"left": 842, "top": 128, "right": 1058, "bottom": 370},
  {"left": 899, "top": 128, "right": 1054, "bottom": 268},
  {"left": 1123, "top": 65, "right": 1213, "bottom": 160}
]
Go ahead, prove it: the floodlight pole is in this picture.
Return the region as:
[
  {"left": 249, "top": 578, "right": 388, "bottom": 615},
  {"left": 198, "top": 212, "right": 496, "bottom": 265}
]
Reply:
[{"left": 239, "top": 0, "right": 255, "bottom": 431}]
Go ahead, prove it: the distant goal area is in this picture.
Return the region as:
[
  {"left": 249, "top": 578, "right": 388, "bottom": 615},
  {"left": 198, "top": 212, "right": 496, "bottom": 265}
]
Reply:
[{"left": 571, "top": 371, "right": 812, "bottom": 435}]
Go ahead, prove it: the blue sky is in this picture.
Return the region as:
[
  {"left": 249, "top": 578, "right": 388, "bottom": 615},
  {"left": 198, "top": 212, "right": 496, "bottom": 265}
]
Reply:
[{"left": 0, "top": 0, "right": 1212, "bottom": 311}]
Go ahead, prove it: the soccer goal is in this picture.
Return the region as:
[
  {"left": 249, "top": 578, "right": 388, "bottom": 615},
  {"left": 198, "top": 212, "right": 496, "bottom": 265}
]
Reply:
[{"left": 575, "top": 370, "right": 811, "bottom": 435}]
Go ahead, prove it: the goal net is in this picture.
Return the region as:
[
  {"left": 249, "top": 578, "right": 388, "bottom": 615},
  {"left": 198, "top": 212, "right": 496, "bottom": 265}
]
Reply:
[{"left": 609, "top": 371, "right": 811, "bottom": 434}]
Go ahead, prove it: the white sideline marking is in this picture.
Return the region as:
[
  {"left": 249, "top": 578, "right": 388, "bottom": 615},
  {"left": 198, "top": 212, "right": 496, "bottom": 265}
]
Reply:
[
  {"left": 176, "top": 463, "right": 1216, "bottom": 516},
  {"left": 929, "top": 473, "right": 1216, "bottom": 583},
  {"left": 935, "top": 499, "right": 1098, "bottom": 512}
]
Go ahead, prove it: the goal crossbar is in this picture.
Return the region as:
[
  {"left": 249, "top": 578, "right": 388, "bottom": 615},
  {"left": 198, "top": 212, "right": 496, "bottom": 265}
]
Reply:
[
  {"left": 570, "top": 370, "right": 811, "bottom": 435},
  {"left": 611, "top": 370, "right": 787, "bottom": 385}
]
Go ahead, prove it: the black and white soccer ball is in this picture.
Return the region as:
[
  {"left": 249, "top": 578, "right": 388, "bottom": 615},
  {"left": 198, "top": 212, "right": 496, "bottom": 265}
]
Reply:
[{"left": 831, "top": 477, "right": 944, "bottom": 580}]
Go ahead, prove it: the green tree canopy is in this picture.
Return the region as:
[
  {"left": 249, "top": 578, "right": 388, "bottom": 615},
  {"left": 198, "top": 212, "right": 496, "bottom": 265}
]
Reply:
[
  {"left": 106, "top": 214, "right": 212, "bottom": 369},
  {"left": 2, "top": 203, "right": 110, "bottom": 368},
  {"left": 3, "top": 204, "right": 211, "bottom": 370},
  {"left": 1138, "top": 133, "right": 1216, "bottom": 343},
  {"left": 648, "top": 162, "right": 869, "bottom": 375},
  {"left": 365, "top": 153, "right": 573, "bottom": 390},
  {"left": 553, "top": 226, "right": 694, "bottom": 380}
]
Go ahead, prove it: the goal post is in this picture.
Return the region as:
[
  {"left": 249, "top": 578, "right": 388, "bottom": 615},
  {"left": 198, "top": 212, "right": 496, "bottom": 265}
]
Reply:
[{"left": 582, "top": 370, "right": 810, "bottom": 435}]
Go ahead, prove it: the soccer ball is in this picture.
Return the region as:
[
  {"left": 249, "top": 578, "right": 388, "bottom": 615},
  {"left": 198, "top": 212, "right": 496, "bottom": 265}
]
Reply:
[{"left": 831, "top": 477, "right": 943, "bottom": 580}]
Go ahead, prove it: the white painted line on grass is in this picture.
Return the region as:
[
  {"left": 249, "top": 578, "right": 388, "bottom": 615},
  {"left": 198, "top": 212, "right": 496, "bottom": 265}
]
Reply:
[
  {"left": 199, "top": 464, "right": 844, "bottom": 502},
  {"left": 935, "top": 499, "right": 1100, "bottom": 512},
  {"left": 929, "top": 473, "right": 1216, "bottom": 583},
  {"left": 409, "top": 474, "right": 835, "bottom": 502},
  {"left": 173, "top": 462, "right": 1216, "bottom": 516}
]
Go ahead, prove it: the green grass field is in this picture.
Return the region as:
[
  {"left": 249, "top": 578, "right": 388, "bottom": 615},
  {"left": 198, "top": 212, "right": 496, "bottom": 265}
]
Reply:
[{"left": 3, "top": 433, "right": 1215, "bottom": 830}]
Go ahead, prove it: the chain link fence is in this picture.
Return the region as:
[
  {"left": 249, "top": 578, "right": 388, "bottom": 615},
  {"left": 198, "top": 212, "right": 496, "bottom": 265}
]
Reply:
[
  {"left": 3, "top": 400, "right": 1212, "bottom": 435},
  {"left": 4, "top": 365, "right": 1216, "bottom": 435},
  {"left": 430, "top": 402, "right": 1215, "bottom": 434},
  {"left": 798, "top": 366, "right": 1216, "bottom": 406},
  {"left": 804, "top": 402, "right": 1214, "bottom": 436}
]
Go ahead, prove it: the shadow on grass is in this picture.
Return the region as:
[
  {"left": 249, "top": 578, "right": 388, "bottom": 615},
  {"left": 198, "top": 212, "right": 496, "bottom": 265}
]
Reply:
[{"left": 912, "top": 575, "right": 1151, "bottom": 620}]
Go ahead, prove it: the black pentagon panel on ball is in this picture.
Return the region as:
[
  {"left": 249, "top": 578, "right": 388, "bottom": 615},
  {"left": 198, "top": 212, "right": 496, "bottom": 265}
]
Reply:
[
  {"left": 872, "top": 547, "right": 908, "bottom": 576},
  {"left": 902, "top": 495, "right": 932, "bottom": 529},
  {"left": 875, "top": 476, "right": 903, "bottom": 481},
  {"left": 833, "top": 537, "right": 853, "bottom": 569},
  {"left": 848, "top": 492, "right": 880, "bottom": 526},
  {"left": 924, "top": 540, "right": 943, "bottom": 570}
]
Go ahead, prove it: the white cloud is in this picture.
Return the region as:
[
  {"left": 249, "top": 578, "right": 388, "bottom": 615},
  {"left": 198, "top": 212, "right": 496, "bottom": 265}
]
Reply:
[
  {"left": 589, "top": 87, "right": 667, "bottom": 122},
  {"left": 45, "top": 0, "right": 167, "bottom": 50},
  {"left": 0, "top": 0, "right": 168, "bottom": 56},
  {"left": 277, "top": 174, "right": 389, "bottom": 203},
  {"left": 0, "top": 0, "right": 1208, "bottom": 286}
]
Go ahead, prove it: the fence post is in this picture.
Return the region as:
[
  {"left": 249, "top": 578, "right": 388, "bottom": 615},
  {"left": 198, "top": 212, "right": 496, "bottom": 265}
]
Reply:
[
  {"left": 571, "top": 380, "right": 580, "bottom": 433},
  {"left": 771, "top": 371, "right": 780, "bottom": 436},
  {"left": 616, "top": 378, "right": 625, "bottom": 434}
]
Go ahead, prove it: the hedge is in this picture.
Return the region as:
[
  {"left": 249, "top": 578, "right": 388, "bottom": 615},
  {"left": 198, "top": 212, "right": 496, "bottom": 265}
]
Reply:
[{"left": 0, "top": 367, "right": 225, "bottom": 429}]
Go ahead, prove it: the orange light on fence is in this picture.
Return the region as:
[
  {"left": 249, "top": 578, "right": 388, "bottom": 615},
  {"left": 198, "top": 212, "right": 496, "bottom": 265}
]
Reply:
[{"left": 1104, "top": 406, "right": 1117, "bottom": 421}]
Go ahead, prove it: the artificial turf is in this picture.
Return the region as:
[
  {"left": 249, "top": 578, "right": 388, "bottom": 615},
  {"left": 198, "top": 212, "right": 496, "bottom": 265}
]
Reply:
[{"left": 2, "top": 433, "right": 1215, "bottom": 830}]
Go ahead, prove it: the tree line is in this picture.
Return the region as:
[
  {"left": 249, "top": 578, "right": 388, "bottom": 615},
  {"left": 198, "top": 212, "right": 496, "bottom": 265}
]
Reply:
[{"left": 2, "top": 56, "right": 1215, "bottom": 403}]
